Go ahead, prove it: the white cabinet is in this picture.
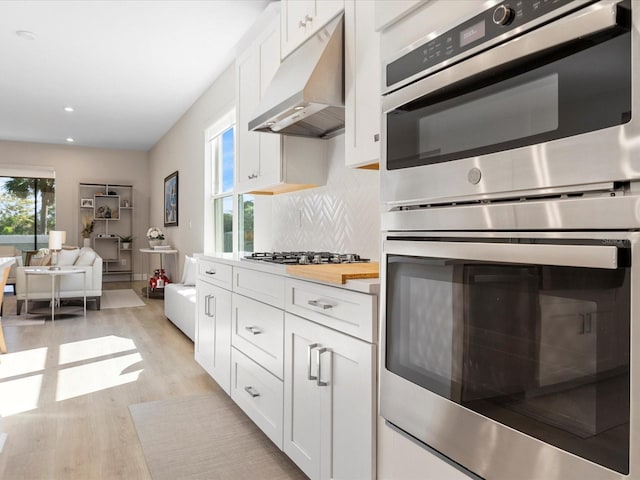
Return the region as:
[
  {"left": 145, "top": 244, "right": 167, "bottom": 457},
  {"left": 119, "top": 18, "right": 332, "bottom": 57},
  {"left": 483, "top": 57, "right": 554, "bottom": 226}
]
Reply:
[
  {"left": 374, "top": 0, "right": 426, "bottom": 32},
  {"left": 345, "top": 0, "right": 381, "bottom": 168},
  {"left": 230, "top": 348, "right": 284, "bottom": 448},
  {"left": 281, "top": 0, "right": 345, "bottom": 59},
  {"left": 195, "top": 261, "right": 232, "bottom": 395},
  {"left": 228, "top": 267, "right": 286, "bottom": 447},
  {"left": 284, "top": 312, "right": 375, "bottom": 480},
  {"left": 231, "top": 293, "right": 284, "bottom": 379},
  {"left": 236, "top": 15, "right": 327, "bottom": 195}
]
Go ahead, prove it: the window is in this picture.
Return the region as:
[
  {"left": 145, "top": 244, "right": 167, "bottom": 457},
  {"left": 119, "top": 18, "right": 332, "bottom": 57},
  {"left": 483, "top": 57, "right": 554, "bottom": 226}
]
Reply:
[
  {"left": 206, "top": 111, "right": 254, "bottom": 253},
  {"left": 0, "top": 176, "right": 56, "bottom": 251}
]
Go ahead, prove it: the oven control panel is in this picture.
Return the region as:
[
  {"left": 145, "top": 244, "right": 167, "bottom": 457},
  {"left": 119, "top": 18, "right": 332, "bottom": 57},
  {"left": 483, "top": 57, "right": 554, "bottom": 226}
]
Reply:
[{"left": 385, "top": 0, "right": 576, "bottom": 90}]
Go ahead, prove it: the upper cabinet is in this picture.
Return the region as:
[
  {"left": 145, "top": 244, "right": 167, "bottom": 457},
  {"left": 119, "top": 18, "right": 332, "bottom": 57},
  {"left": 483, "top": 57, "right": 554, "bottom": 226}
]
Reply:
[
  {"left": 236, "top": 15, "right": 327, "bottom": 195},
  {"left": 281, "top": 0, "right": 344, "bottom": 59},
  {"left": 345, "top": 0, "right": 381, "bottom": 168}
]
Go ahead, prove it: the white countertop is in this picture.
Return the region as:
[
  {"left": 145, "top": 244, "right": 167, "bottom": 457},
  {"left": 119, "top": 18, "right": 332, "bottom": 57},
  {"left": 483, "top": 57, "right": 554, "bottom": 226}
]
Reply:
[{"left": 195, "top": 252, "right": 380, "bottom": 295}]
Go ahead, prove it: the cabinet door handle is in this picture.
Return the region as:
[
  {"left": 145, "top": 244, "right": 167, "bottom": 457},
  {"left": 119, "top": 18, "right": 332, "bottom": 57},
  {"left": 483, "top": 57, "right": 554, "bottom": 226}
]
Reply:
[
  {"left": 207, "top": 295, "right": 216, "bottom": 318},
  {"left": 307, "top": 343, "right": 319, "bottom": 380},
  {"left": 308, "top": 299, "right": 332, "bottom": 310},
  {"left": 298, "top": 19, "right": 307, "bottom": 28},
  {"left": 244, "top": 325, "right": 262, "bottom": 335},
  {"left": 316, "top": 347, "right": 330, "bottom": 387},
  {"left": 205, "top": 269, "right": 216, "bottom": 275},
  {"left": 304, "top": 14, "right": 313, "bottom": 23},
  {"left": 244, "top": 386, "right": 260, "bottom": 398},
  {"left": 248, "top": 173, "right": 258, "bottom": 180},
  {"left": 204, "top": 294, "right": 210, "bottom": 316}
]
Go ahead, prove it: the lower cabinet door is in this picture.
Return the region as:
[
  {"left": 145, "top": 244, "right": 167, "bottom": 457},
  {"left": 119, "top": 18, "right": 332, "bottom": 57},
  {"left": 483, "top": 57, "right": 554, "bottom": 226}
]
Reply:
[
  {"left": 283, "top": 314, "right": 324, "bottom": 479},
  {"left": 284, "top": 313, "right": 376, "bottom": 480},
  {"left": 195, "top": 280, "right": 232, "bottom": 394},
  {"left": 230, "top": 347, "right": 284, "bottom": 448}
]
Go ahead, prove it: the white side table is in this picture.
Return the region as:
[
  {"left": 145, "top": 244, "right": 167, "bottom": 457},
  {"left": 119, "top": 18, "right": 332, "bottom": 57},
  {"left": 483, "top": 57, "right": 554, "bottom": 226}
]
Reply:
[
  {"left": 139, "top": 248, "right": 179, "bottom": 298},
  {"left": 24, "top": 268, "right": 86, "bottom": 322}
]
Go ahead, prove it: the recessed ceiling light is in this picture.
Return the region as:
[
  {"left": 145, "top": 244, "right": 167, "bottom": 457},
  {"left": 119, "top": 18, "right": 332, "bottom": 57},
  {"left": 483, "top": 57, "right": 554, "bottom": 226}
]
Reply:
[
  {"left": 64, "top": 106, "right": 74, "bottom": 112},
  {"left": 16, "top": 30, "right": 36, "bottom": 40},
  {"left": 293, "top": 106, "right": 304, "bottom": 111},
  {"left": 66, "top": 137, "right": 75, "bottom": 143}
]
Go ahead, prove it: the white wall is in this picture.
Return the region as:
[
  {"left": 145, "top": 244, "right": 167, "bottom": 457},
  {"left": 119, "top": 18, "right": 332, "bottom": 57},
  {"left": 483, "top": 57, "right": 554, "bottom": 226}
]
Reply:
[
  {"left": 148, "top": 65, "right": 236, "bottom": 275},
  {"left": 0, "top": 140, "right": 149, "bottom": 276}
]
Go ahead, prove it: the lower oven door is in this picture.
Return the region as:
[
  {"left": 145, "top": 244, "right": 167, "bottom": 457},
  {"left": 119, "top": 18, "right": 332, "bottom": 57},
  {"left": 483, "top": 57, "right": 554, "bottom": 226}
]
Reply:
[{"left": 380, "top": 232, "right": 635, "bottom": 480}]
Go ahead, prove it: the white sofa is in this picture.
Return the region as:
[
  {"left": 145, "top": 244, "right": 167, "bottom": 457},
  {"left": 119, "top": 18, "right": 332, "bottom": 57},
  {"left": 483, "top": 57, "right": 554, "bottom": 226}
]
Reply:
[
  {"left": 15, "top": 247, "right": 103, "bottom": 314},
  {"left": 164, "top": 255, "right": 196, "bottom": 341}
]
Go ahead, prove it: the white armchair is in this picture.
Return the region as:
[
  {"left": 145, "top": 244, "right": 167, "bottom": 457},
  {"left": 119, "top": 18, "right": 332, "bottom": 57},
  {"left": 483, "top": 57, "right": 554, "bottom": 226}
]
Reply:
[{"left": 15, "top": 247, "right": 103, "bottom": 314}]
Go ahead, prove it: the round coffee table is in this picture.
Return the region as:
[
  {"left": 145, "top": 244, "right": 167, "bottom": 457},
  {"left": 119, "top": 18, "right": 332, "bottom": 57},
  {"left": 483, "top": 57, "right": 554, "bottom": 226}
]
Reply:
[{"left": 24, "top": 268, "right": 87, "bottom": 321}]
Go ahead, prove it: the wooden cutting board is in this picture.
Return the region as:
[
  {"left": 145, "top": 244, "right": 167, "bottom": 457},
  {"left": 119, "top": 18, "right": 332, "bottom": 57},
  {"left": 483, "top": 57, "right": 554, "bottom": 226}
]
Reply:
[{"left": 286, "top": 262, "right": 379, "bottom": 285}]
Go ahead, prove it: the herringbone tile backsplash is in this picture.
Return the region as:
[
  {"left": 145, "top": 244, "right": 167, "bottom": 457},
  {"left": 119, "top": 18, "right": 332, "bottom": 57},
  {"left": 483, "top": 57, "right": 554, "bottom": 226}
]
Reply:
[{"left": 269, "top": 136, "right": 381, "bottom": 261}]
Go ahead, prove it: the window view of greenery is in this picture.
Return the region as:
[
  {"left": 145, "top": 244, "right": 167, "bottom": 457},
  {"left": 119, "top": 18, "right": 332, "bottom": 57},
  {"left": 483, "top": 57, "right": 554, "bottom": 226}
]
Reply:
[
  {"left": 239, "top": 194, "right": 254, "bottom": 252},
  {"left": 0, "top": 176, "right": 55, "bottom": 251},
  {"left": 211, "top": 122, "right": 254, "bottom": 253}
]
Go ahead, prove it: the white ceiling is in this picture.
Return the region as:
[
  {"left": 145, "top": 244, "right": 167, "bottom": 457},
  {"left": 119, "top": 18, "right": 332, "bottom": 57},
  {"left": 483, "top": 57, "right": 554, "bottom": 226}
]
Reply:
[{"left": 0, "top": 0, "right": 271, "bottom": 151}]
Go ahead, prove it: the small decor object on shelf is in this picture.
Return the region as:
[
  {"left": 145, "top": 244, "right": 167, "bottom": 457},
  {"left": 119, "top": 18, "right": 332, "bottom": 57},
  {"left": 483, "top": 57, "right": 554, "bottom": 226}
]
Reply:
[
  {"left": 146, "top": 227, "right": 165, "bottom": 248},
  {"left": 164, "top": 171, "right": 178, "bottom": 227}
]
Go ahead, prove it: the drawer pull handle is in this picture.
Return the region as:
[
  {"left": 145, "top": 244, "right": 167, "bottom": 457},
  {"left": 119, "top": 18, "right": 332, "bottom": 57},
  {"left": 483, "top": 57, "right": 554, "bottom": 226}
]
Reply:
[
  {"left": 307, "top": 343, "right": 319, "bottom": 380},
  {"left": 244, "top": 386, "right": 260, "bottom": 398},
  {"left": 316, "top": 347, "right": 330, "bottom": 387},
  {"left": 308, "top": 299, "right": 332, "bottom": 310},
  {"left": 244, "top": 325, "right": 262, "bottom": 335},
  {"left": 205, "top": 269, "right": 216, "bottom": 275}
]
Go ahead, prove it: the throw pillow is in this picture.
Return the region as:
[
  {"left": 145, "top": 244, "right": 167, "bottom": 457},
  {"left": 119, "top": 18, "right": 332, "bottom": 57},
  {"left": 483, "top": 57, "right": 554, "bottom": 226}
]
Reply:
[
  {"left": 75, "top": 248, "right": 97, "bottom": 266},
  {"left": 57, "top": 248, "right": 80, "bottom": 266},
  {"left": 181, "top": 255, "right": 197, "bottom": 286}
]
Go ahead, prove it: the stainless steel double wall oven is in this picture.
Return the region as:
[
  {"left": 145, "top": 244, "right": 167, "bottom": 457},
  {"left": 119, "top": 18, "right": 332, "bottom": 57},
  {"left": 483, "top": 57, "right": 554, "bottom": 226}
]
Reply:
[{"left": 380, "top": 1, "right": 638, "bottom": 479}]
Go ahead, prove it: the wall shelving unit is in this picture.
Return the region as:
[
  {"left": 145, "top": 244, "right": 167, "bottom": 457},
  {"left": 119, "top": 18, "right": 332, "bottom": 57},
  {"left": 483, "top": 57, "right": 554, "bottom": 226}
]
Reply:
[{"left": 79, "top": 182, "right": 134, "bottom": 280}]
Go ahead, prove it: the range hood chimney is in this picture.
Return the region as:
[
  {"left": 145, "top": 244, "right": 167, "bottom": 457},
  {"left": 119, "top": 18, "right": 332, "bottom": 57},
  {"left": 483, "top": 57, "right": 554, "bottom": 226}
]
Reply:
[{"left": 248, "top": 14, "right": 344, "bottom": 139}]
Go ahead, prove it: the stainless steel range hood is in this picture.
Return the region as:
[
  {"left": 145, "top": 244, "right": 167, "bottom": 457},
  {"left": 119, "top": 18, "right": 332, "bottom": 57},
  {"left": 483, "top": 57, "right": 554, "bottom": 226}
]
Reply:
[{"left": 248, "top": 14, "right": 344, "bottom": 139}]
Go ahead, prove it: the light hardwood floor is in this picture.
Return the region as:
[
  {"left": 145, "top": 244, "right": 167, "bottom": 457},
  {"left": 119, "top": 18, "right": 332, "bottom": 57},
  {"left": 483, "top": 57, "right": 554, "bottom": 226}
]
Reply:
[{"left": 0, "top": 282, "right": 219, "bottom": 480}]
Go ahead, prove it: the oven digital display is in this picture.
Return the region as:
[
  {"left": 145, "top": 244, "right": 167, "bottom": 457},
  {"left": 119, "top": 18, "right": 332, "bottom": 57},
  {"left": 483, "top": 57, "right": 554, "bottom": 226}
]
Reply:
[{"left": 460, "top": 20, "right": 486, "bottom": 47}]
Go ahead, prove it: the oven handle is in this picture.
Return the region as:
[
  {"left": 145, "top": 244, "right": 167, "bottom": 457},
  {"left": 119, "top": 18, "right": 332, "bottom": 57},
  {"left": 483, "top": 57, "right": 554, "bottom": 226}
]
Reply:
[
  {"left": 383, "top": 0, "right": 623, "bottom": 112},
  {"left": 384, "top": 240, "right": 619, "bottom": 269}
]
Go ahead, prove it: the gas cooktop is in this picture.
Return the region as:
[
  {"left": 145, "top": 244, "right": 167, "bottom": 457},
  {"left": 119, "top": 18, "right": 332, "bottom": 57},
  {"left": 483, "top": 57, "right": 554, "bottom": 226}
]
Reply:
[{"left": 244, "top": 251, "right": 369, "bottom": 265}]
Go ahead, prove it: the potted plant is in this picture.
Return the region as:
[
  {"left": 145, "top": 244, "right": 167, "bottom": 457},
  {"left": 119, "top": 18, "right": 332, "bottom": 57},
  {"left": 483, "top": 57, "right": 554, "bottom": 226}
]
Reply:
[
  {"left": 119, "top": 235, "right": 133, "bottom": 250},
  {"left": 81, "top": 214, "right": 94, "bottom": 247}
]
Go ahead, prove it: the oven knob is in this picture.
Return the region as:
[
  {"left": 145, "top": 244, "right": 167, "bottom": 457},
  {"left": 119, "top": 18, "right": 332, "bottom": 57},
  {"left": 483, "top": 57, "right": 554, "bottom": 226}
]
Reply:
[
  {"left": 468, "top": 168, "right": 482, "bottom": 185},
  {"left": 493, "top": 5, "right": 514, "bottom": 26}
]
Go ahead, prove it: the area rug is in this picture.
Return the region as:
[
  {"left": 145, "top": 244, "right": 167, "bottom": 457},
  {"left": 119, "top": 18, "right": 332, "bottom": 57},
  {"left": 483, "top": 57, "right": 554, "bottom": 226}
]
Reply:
[
  {"left": 101, "top": 289, "right": 146, "bottom": 309},
  {"left": 129, "top": 393, "right": 305, "bottom": 480}
]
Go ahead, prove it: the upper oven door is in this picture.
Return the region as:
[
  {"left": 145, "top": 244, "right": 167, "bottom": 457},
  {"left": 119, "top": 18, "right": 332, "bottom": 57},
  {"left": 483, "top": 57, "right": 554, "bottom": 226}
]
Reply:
[{"left": 381, "top": 0, "right": 639, "bottom": 207}]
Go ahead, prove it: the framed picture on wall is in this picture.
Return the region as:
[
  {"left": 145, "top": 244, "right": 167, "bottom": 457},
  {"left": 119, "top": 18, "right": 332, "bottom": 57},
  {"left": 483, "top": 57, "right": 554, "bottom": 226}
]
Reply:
[
  {"left": 164, "top": 171, "right": 178, "bottom": 227},
  {"left": 80, "top": 198, "right": 94, "bottom": 208}
]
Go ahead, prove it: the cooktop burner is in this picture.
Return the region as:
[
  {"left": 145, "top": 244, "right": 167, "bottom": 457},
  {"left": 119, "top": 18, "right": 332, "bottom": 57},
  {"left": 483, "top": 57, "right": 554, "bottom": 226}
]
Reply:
[{"left": 244, "top": 251, "right": 369, "bottom": 265}]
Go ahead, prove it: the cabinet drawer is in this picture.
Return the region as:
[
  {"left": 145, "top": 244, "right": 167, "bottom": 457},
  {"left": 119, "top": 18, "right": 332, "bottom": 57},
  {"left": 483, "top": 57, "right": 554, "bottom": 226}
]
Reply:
[
  {"left": 231, "top": 347, "right": 284, "bottom": 449},
  {"left": 285, "top": 279, "right": 377, "bottom": 343},
  {"left": 232, "top": 293, "right": 284, "bottom": 379},
  {"left": 197, "top": 258, "right": 232, "bottom": 289},
  {"left": 234, "top": 267, "right": 285, "bottom": 308}
]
